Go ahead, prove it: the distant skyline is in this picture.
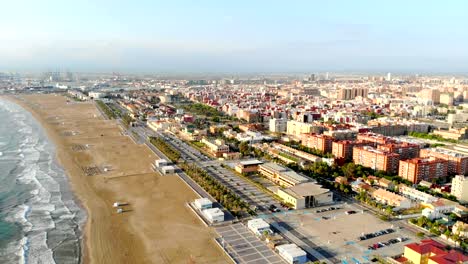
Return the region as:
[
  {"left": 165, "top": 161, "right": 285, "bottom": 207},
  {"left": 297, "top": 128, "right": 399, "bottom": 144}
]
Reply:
[{"left": 1, "top": 0, "right": 468, "bottom": 73}]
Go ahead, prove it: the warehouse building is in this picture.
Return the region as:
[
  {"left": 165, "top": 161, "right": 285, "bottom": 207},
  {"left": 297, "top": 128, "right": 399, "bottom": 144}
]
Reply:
[
  {"left": 277, "top": 182, "right": 333, "bottom": 209},
  {"left": 259, "top": 162, "right": 309, "bottom": 187}
]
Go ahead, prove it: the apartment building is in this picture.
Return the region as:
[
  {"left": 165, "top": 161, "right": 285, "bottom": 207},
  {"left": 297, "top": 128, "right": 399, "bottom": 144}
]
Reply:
[
  {"left": 259, "top": 162, "right": 309, "bottom": 187},
  {"left": 378, "top": 142, "right": 420, "bottom": 160},
  {"left": 300, "top": 134, "right": 334, "bottom": 153},
  {"left": 269, "top": 118, "right": 287, "bottom": 133},
  {"left": 356, "top": 133, "right": 394, "bottom": 146},
  {"left": 451, "top": 175, "right": 468, "bottom": 202},
  {"left": 332, "top": 140, "right": 370, "bottom": 161},
  {"left": 201, "top": 138, "right": 229, "bottom": 157},
  {"left": 398, "top": 157, "right": 448, "bottom": 184},
  {"left": 337, "top": 87, "right": 368, "bottom": 100},
  {"left": 420, "top": 148, "right": 468, "bottom": 175},
  {"left": 286, "top": 121, "right": 315, "bottom": 137},
  {"left": 353, "top": 146, "right": 400, "bottom": 174}
]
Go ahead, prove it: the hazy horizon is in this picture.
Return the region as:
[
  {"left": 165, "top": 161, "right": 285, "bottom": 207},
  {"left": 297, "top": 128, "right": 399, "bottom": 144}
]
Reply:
[{"left": 1, "top": 0, "right": 468, "bottom": 73}]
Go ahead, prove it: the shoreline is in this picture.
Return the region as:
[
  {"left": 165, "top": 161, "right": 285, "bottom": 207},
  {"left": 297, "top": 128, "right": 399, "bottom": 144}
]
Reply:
[
  {"left": 3, "top": 95, "right": 90, "bottom": 264},
  {"left": 3, "top": 94, "right": 228, "bottom": 264}
]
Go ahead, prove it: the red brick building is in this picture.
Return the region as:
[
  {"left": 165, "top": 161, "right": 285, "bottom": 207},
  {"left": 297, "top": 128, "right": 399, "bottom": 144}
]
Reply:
[
  {"left": 378, "top": 142, "right": 420, "bottom": 160},
  {"left": 356, "top": 132, "right": 394, "bottom": 146},
  {"left": 332, "top": 140, "right": 370, "bottom": 161},
  {"left": 301, "top": 134, "right": 334, "bottom": 154},
  {"left": 353, "top": 146, "right": 400, "bottom": 174},
  {"left": 420, "top": 148, "right": 468, "bottom": 175},
  {"left": 398, "top": 157, "right": 448, "bottom": 184}
]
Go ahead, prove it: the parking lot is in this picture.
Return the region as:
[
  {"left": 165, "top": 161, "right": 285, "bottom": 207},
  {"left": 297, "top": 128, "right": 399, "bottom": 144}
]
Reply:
[
  {"left": 215, "top": 223, "right": 285, "bottom": 264},
  {"left": 160, "top": 132, "right": 211, "bottom": 162},
  {"left": 259, "top": 202, "right": 419, "bottom": 263},
  {"left": 203, "top": 163, "right": 283, "bottom": 213}
]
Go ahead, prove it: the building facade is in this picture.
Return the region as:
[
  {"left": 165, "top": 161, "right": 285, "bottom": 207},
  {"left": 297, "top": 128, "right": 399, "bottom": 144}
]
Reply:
[
  {"left": 353, "top": 146, "right": 400, "bottom": 174},
  {"left": 398, "top": 158, "right": 448, "bottom": 184}
]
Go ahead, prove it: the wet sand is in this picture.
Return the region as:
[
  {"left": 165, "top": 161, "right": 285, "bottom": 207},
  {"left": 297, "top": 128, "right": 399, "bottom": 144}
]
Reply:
[{"left": 7, "top": 94, "right": 228, "bottom": 264}]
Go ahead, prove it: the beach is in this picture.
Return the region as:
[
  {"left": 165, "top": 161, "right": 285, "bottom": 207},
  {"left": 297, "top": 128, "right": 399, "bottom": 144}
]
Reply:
[{"left": 6, "top": 94, "right": 228, "bottom": 264}]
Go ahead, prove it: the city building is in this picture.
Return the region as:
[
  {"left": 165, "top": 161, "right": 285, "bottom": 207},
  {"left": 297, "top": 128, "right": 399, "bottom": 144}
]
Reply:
[
  {"left": 433, "top": 128, "right": 468, "bottom": 141},
  {"left": 357, "top": 133, "right": 394, "bottom": 146},
  {"left": 332, "top": 140, "right": 370, "bottom": 161},
  {"left": 259, "top": 162, "right": 309, "bottom": 187},
  {"left": 300, "top": 133, "right": 334, "bottom": 153},
  {"left": 353, "top": 146, "right": 400, "bottom": 174},
  {"left": 371, "top": 188, "right": 411, "bottom": 210},
  {"left": 398, "top": 158, "right": 448, "bottom": 184},
  {"left": 277, "top": 182, "right": 333, "bottom": 209},
  {"left": 276, "top": 244, "right": 308, "bottom": 264},
  {"left": 323, "top": 129, "right": 358, "bottom": 140},
  {"left": 420, "top": 88, "right": 441, "bottom": 104},
  {"left": 399, "top": 185, "right": 437, "bottom": 203},
  {"left": 398, "top": 239, "right": 468, "bottom": 264},
  {"left": 269, "top": 118, "right": 288, "bottom": 133},
  {"left": 337, "top": 87, "right": 368, "bottom": 100},
  {"left": 451, "top": 175, "right": 468, "bottom": 202},
  {"left": 201, "top": 138, "right": 230, "bottom": 157},
  {"left": 377, "top": 142, "right": 420, "bottom": 160},
  {"left": 420, "top": 148, "right": 468, "bottom": 175},
  {"left": 286, "top": 121, "right": 316, "bottom": 137},
  {"left": 235, "top": 159, "right": 263, "bottom": 174}
]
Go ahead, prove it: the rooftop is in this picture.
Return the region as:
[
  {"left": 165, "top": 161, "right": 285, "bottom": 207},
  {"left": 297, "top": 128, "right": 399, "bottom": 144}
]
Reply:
[
  {"left": 285, "top": 182, "right": 330, "bottom": 198},
  {"left": 238, "top": 159, "right": 264, "bottom": 166}
]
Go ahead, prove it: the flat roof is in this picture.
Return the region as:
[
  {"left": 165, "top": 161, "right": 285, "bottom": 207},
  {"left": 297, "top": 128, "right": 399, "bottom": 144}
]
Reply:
[
  {"left": 161, "top": 165, "right": 175, "bottom": 170},
  {"left": 260, "top": 162, "right": 289, "bottom": 173},
  {"left": 285, "top": 182, "right": 330, "bottom": 198},
  {"left": 282, "top": 171, "right": 309, "bottom": 183},
  {"left": 238, "top": 159, "right": 264, "bottom": 166},
  {"left": 276, "top": 243, "right": 307, "bottom": 258}
]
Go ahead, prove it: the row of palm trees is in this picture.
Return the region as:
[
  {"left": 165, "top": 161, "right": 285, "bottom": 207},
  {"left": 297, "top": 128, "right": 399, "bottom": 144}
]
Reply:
[
  {"left": 149, "top": 137, "right": 181, "bottom": 162},
  {"left": 96, "top": 100, "right": 117, "bottom": 119},
  {"left": 179, "top": 162, "right": 251, "bottom": 216}
]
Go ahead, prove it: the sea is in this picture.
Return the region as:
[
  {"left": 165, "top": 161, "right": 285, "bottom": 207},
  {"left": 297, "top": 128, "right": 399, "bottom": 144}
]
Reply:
[{"left": 0, "top": 98, "right": 85, "bottom": 264}]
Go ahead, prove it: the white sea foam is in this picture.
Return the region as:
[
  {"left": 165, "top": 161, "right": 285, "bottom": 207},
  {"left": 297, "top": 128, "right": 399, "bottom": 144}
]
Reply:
[{"left": 0, "top": 99, "right": 83, "bottom": 264}]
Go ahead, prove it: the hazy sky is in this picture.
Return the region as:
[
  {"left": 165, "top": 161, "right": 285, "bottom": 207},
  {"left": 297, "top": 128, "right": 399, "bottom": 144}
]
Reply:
[{"left": 1, "top": 0, "right": 467, "bottom": 73}]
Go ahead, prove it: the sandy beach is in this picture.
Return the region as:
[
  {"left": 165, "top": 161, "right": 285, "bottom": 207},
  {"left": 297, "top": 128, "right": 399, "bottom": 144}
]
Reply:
[{"left": 7, "top": 94, "right": 228, "bottom": 264}]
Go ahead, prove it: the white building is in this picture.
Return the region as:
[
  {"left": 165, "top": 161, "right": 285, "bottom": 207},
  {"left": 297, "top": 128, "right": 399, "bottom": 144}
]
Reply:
[
  {"left": 161, "top": 165, "right": 176, "bottom": 175},
  {"left": 89, "top": 92, "right": 104, "bottom": 99},
  {"left": 155, "top": 159, "right": 169, "bottom": 168},
  {"left": 286, "top": 121, "right": 315, "bottom": 137},
  {"left": 247, "top": 218, "right": 272, "bottom": 236},
  {"left": 269, "top": 118, "right": 287, "bottom": 133},
  {"left": 203, "top": 208, "right": 224, "bottom": 223},
  {"left": 399, "top": 185, "right": 437, "bottom": 203},
  {"left": 276, "top": 244, "right": 308, "bottom": 264},
  {"left": 452, "top": 175, "right": 468, "bottom": 202},
  {"left": 194, "top": 198, "right": 212, "bottom": 210}
]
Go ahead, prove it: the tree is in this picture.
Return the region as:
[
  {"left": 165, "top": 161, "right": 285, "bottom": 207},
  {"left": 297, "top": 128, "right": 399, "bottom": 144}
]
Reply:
[
  {"left": 239, "top": 141, "right": 250, "bottom": 156},
  {"left": 417, "top": 216, "right": 429, "bottom": 227},
  {"left": 342, "top": 163, "right": 357, "bottom": 178}
]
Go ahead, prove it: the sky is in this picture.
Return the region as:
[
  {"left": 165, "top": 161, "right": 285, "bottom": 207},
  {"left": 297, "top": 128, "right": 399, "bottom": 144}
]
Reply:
[{"left": 1, "top": 0, "right": 468, "bottom": 73}]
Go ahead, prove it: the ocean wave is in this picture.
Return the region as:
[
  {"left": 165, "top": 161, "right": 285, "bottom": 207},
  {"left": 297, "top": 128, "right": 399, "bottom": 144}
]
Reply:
[{"left": 0, "top": 98, "right": 84, "bottom": 264}]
